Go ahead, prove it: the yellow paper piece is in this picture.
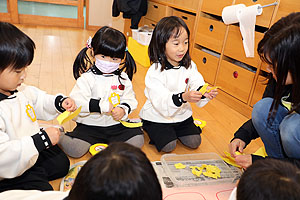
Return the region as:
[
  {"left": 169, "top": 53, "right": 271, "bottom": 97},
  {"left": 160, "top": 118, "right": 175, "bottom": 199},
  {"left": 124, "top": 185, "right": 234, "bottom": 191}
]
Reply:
[
  {"left": 199, "top": 83, "right": 209, "bottom": 94},
  {"left": 222, "top": 151, "right": 244, "bottom": 168},
  {"left": 253, "top": 146, "right": 268, "bottom": 158},
  {"left": 194, "top": 119, "right": 207, "bottom": 129},
  {"left": 191, "top": 164, "right": 221, "bottom": 179},
  {"left": 57, "top": 106, "right": 82, "bottom": 125},
  {"left": 109, "top": 92, "right": 120, "bottom": 107},
  {"left": 174, "top": 163, "right": 186, "bottom": 169},
  {"left": 120, "top": 120, "right": 143, "bottom": 128}
]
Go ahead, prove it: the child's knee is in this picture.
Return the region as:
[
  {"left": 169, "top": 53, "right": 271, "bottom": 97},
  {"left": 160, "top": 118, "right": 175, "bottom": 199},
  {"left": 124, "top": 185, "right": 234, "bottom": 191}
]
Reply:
[
  {"left": 161, "top": 140, "right": 176, "bottom": 152},
  {"left": 126, "top": 135, "right": 145, "bottom": 148}
]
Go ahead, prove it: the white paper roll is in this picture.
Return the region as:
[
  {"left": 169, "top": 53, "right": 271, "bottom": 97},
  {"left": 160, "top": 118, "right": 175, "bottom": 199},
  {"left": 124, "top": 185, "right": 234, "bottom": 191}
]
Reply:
[
  {"left": 222, "top": 4, "right": 246, "bottom": 25},
  {"left": 237, "top": 4, "right": 262, "bottom": 57}
]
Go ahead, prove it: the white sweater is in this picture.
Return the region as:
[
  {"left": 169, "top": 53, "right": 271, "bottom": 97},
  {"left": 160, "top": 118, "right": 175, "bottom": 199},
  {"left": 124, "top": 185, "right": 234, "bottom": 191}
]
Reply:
[
  {"left": 0, "top": 85, "right": 63, "bottom": 180},
  {"left": 70, "top": 70, "right": 138, "bottom": 126},
  {"left": 139, "top": 61, "right": 209, "bottom": 123}
]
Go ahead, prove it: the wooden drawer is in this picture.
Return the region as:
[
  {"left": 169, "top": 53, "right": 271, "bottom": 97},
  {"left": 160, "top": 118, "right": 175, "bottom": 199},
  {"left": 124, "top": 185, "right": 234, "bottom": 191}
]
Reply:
[
  {"left": 273, "top": 0, "right": 300, "bottom": 23},
  {"left": 172, "top": 9, "right": 196, "bottom": 35},
  {"left": 194, "top": 16, "right": 227, "bottom": 52},
  {"left": 223, "top": 25, "right": 264, "bottom": 67},
  {"left": 145, "top": 1, "right": 168, "bottom": 22},
  {"left": 217, "top": 59, "right": 255, "bottom": 103},
  {"left": 250, "top": 75, "right": 268, "bottom": 106},
  {"left": 170, "top": 0, "right": 199, "bottom": 12},
  {"left": 192, "top": 47, "right": 219, "bottom": 85},
  {"left": 235, "top": 0, "right": 276, "bottom": 27},
  {"left": 201, "top": 0, "right": 233, "bottom": 16},
  {"left": 143, "top": 18, "right": 157, "bottom": 29}
]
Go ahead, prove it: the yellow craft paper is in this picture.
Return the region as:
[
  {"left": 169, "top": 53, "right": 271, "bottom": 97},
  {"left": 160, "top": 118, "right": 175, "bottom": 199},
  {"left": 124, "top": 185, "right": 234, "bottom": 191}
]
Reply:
[
  {"left": 199, "top": 83, "right": 209, "bottom": 94},
  {"left": 57, "top": 106, "right": 82, "bottom": 125},
  {"left": 252, "top": 146, "right": 268, "bottom": 158},
  {"left": 174, "top": 163, "right": 186, "bottom": 169},
  {"left": 120, "top": 120, "right": 143, "bottom": 128}
]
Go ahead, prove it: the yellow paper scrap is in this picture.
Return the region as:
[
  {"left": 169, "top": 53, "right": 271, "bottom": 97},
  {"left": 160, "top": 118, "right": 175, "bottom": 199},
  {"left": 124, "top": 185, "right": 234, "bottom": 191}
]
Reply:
[
  {"left": 191, "top": 164, "right": 221, "bottom": 179},
  {"left": 253, "top": 146, "right": 268, "bottom": 158},
  {"left": 199, "top": 83, "right": 209, "bottom": 94},
  {"left": 57, "top": 106, "right": 82, "bottom": 125},
  {"left": 193, "top": 119, "right": 207, "bottom": 129},
  {"left": 120, "top": 120, "right": 143, "bottom": 128},
  {"left": 174, "top": 163, "right": 186, "bottom": 169}
]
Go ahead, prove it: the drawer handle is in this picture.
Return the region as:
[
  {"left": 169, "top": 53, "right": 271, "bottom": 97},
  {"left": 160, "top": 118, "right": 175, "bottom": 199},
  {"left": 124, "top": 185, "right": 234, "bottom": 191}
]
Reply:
[
  {"left": 202, "top": 57, "right": 207, "bottom": 64},
  {"left": 151, "top": 23, "right": 156, "bottom": 27},
  {"left": 209, "top": 25, "right": 214, "bottom": 32},
  {"left": 233, "top": 71, "right": 238, "bottom": 78},
  {"left": 182, "top": 16, "right": 188, "bottom": 20},
  {"left": 252, "top": 0, "right": 258, "bottom": 2},
  {"left": 153, "top": 5, "right": 158, "bottom": 8}
]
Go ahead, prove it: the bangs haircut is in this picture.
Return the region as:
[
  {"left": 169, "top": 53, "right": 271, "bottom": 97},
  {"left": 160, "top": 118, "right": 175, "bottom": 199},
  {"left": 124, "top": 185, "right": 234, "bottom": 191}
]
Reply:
[
  {"left": 0, "top": 22, "right": 35, "bottom": 72},
  {"left": 91, "top": 26, "right": 126, "bottom": 60},
  {"left": 149, "top": 16, "right": 191, "bottom": 71}
]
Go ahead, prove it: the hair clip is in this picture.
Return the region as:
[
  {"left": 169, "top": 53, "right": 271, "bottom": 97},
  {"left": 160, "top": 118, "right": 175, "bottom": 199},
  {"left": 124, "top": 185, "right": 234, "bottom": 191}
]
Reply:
[
  {"left": 86, "top": 36, "right": 92, "bottom": 49},
  {"left": 125, "top": 47, "right": 128, "bottom": 52}
]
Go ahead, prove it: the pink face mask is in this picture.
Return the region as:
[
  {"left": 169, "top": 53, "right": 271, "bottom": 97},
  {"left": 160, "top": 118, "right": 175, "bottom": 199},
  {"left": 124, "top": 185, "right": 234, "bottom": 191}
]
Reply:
[{"left": 95, "top": 58, "right": 120, "bottom": 73}]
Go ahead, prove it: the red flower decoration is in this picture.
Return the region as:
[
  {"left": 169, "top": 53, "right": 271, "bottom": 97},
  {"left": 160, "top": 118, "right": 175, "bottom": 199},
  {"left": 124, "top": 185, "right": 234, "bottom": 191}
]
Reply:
[
  {"left": 111, "top": 85, "right": 117, "bottom": 90},
  {"left": 118, "top": 84, "right": 125, "bottom": 90},
  {"left": 185, "top": 78, "right": 189, "bottom": 84}
]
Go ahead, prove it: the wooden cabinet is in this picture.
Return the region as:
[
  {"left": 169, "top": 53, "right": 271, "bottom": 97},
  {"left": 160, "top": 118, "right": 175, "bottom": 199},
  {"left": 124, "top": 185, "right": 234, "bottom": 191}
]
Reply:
[
  {"left": 195, "top": 16, "right": 227, "bottom": 52},
  {"left": 192, "top": 0, "right": 299, "bottom": 117},
  {"left": 192, "top": 47, "right": 219, "bottom": 85},
  {"left": 217, "top": 59, "right": 255, "bottom": 103},
  {"left": 223, "top": 26, "right": 264, "bottom": 67}
]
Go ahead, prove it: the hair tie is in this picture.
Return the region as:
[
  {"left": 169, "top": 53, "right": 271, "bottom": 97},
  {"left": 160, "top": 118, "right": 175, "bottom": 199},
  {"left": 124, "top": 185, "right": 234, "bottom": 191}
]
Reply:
[
  {"left": 86, "top": 36, "right": 92, "bottom": 49},
  {"left": 125, "top": 47, "right": 128, "bottom": 52}
]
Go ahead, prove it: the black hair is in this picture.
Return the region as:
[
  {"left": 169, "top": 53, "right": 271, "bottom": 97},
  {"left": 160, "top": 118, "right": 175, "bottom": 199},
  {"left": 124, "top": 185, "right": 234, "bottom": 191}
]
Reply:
[
  {"left": 73, "top": 26, "right": 136, "bottom": 80},
  {"left": 0, "top": 22, "right": 35, "bottom": 72},
  {"left": 257, "top": 12, "right": 300, "bottom": 120},
  {"left": 237, "top": 159, "right": 300, "bottom": 200},
  {"left": 148, "top": 16, "right": 191, "bottom": 71},
  {"left": 67, "top": 142, "right": 162, "bottom": 200}
]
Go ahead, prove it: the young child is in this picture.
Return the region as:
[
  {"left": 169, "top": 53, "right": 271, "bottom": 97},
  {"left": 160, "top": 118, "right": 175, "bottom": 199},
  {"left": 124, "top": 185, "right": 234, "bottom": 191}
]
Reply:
[
  {"left": 228, "top": 12, "right": 300, "bottom": 169},
  {"left": 0, "top": 142, "right": 163, "bottom": 200},
  {"left": 0, "top": 22, "right": 76, "bottom": 192},
  {"left": 139, "top": 16, "right": 218, "bottom": 152},
  {"left": 60, "top": 26, "right": 144, "bottom": 158},
  {"left": 228, "top": 159, "right": 300, "bottom": 200}
]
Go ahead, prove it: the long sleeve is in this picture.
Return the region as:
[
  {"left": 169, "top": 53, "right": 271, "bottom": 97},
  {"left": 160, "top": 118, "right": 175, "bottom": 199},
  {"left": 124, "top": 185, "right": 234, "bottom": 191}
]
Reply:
[
  {"left": 69, "top": 73, "right": 95, "bottom": 116},
  {"left": 0, "top": 117, "right": 38, "bottom": 180},
  {"left": 232, "top": 119, "right": 259, "bottom": 146}
]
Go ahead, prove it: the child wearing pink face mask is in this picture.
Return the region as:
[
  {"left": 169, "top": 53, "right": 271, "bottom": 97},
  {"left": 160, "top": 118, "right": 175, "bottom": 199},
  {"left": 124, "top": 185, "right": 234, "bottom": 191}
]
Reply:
[{"left": 59, "top": 26, "right": 144, "bottom": 158}]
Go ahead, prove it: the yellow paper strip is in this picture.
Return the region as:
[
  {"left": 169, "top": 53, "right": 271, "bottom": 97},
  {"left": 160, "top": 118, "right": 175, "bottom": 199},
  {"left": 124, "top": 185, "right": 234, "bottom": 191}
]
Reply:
[{"left": 57, "top": 106, "right": 82, "bottom": 125}]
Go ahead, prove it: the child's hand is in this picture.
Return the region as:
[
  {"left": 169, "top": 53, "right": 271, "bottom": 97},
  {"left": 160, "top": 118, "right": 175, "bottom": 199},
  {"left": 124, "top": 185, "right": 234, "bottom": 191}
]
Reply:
[
  {"left": 62, "top": 98, "right": 77, "bottom": 112},
  {"left": 44, "top": 127, "right": 61, "bottom": 145},
  {"left": 229, "top": 138, "right": 246, "bottom": 157},
  {"left": 203, "top": 87, "right": 218, "bottom": 100},
  {"left": 235, "top": 154, "right": 252, "bottom": 169},
  {"left": 111, "top": 107, "right": 125, "bottom": 121},
  {"left": 182, "top": 91, "right": 202, "bottom": 103}
]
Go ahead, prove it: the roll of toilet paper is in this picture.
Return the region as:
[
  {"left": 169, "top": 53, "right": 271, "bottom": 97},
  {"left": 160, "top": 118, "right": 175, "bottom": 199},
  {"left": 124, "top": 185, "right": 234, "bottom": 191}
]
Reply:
[
  {"left": 222, "top": 4, "right": 246, "bottom": 25},
  {"left": 237, "top": 4, "right": 262, "bottom": 57}
]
